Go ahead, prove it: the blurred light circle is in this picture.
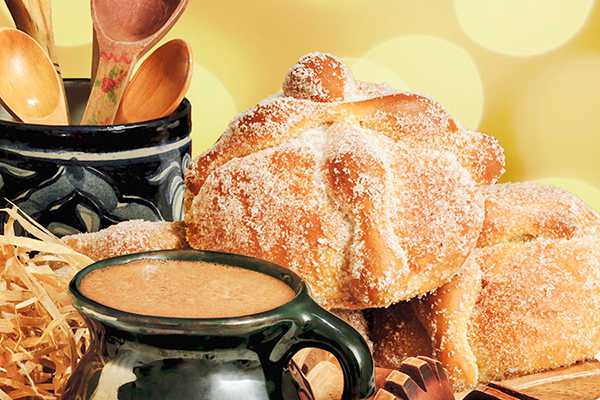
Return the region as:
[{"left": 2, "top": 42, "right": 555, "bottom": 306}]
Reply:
[
  {"left": 345, "top": 57, "right": 409, "bottom": 92},
  {"left": 514, "top": 56, "right": 600, "bottom": 187},
  {"left": 53, "top": 0, "right": 93, "bottom": 47},
  {"left": 454, "top": 0, "right": 594, "bottom": 56},
  {"left": 535, "top": 177, "right": 600, "bottom": 213},
  {"left": 189, "top": 64, "right": 237, "bottom": 155},
  {"left": 363, "top": 35, "right": 483, "bottom": 129}
]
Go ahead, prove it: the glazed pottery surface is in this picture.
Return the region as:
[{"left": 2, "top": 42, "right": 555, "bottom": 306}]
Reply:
[
  {"left": 64, "top": 250, "right": 375, "bottom": 400},
  {"left": 0, "top": 79, "right": 191, "bottom": 236}
]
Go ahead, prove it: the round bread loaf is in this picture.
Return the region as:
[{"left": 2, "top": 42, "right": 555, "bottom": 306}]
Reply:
[{"left": 184, "top": 52, "right": 504, "bottom": 309}]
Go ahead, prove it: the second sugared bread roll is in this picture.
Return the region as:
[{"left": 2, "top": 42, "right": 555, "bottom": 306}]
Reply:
[
  {"left": 369, "top": 182, "right": 600, "bottom": 390},
  {"left": 185, "top": 52, "right": 504, "bottom": 309},
  {"left": 478, "top": 182, "right": 600, "bottom": 246}
]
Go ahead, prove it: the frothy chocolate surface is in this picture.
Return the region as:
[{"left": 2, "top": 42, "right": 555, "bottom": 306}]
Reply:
[{"left": 79, "top": 259, "right": 295, "bottom": 318}]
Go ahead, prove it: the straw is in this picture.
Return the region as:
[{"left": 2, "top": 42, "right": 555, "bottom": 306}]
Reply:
[{"left": 0, "top": 206, "right": 92, "bottom": 399}]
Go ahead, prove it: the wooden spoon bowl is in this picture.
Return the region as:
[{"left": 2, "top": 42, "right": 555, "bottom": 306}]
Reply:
[
  {"left": 0, "top": 27, "right": 67, "bottom": 125},
  {"left": 94, "top": 0, "right": 182, "bottom": 42},
  {"left": 115, "top": 39, "right": 192, "bottom": 124}
]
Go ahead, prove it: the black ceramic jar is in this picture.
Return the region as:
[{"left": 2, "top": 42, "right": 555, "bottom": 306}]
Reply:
[{"left": 0, "top": 79, "right": 191, "bottom": 236}]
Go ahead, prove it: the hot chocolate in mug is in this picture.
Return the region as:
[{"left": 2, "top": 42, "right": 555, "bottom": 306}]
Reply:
[{"left": 63, "top": 250, "right": 375, "bottom": 400}]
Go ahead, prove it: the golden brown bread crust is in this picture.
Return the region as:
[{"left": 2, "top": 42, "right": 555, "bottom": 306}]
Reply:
[
  {"left": 370, "top": 259, "right": 482, "bottom": 392},
  {"left": 185, "top": 52, "right": 501, "bottom": 309},
  {"left": 332, "top": 92, "right": 505, "bottom": 185},
  {"left": 186, "top": 122, "right": 484, "bottom": 309},
  {"left": 283, "top": 52, "right": 354, "bottom": 102},
  {"left": 185, "top": 53, "right": 505, "bottom": 214},
  {"left": 373, "top": 238, "right": 600, "bottom": 391},
  {"left": 370, "top": 182, "right": 600, "bottom": 390},
  {"left": 478, "top": 182, "right": 600, "bottom": 247},
  {"left": 413, "top": 258, "right": 482, "bottom": 390},
  {"left": 184, "top": 96, "right": 323, "bottom": 204},
  {"left": 470, "top": 237, "right": 600, "bottom": 383},
  {"left": 63, "top": 220, "right": 189, "bottom": 261},
  {"left": 186, "top": 63, "right": 504, "bottom": 200},
  {"left": 326, "top": 124, "right": 484, "bottom": 307}
]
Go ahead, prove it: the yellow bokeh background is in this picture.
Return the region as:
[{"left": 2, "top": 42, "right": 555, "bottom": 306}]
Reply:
[{"left": 1, "top": 1, "right": 599, "bottom": 210}]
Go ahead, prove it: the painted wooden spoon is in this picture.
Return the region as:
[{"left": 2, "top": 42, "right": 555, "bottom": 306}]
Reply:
[
  {"left": 0, "top": 27, "right": 68, "bottom": 124},
  {"left": 81, "top": 0, "right": 189, "bottom": 125},
  {"left": 115, "top": 39, "right": 192, "bottom": 124}
]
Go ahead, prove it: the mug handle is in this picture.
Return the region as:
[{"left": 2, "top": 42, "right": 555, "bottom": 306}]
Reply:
[{"left": 264, "top": 300, "right": 375, "bottom": 400}]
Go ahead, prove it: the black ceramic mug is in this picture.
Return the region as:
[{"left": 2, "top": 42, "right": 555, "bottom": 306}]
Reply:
[
  {"left": 63, "top": 250, "right": 375, "bottom": 400},
  {"left": 0, "top": 79, "right": 191, "bottom": 236}
]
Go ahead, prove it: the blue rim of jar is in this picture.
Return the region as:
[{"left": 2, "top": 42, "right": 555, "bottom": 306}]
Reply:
[
  {"left": 0, "top": 78, "right": 192, "bottom": 153},
  {"left": 69, "top": 249, "right": 310, "bottom": 335}
]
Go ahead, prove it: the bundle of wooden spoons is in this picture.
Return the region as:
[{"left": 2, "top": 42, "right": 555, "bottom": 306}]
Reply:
[{"left": 0, "top": 0, "right": 192, "bottom": 126}]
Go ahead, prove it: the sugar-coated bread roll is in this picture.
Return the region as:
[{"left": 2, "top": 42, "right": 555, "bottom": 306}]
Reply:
[
  {"left": 369, "top": 182, "right": 600, "bottom": 391},
  {"left": 467, "top": 236, "right": 600, "bottom": 383},
  {"left": 478, "top": 182, "right": 600, "bottom": 246},
  {"left": 63, "top": 220, "right": 188, "bottom": 261},
  {"left": 184, "top": 52, "right": 504, "bottom": 309}
]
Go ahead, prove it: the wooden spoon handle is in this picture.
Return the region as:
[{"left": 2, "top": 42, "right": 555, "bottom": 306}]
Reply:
[
  {"left": 5, "top": 1, "right": 42, "bottom": 41},
  {"left": 37, "top": 0, "right": 58, "bottom": 73},
  {"left": 81, "top": 51, "right": 135, "bottom": 125},
  {"left": 91, "top": 30, "right": 99, "bottom": 82}
]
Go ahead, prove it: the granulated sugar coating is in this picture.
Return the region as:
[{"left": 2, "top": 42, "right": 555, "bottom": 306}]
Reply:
[
  {"left": 186, "top": 122, "right": 485, "bottom": 309},
  {"left": 470, "top": 236, "right": 600, "bottom": 383},
  {"left": 370, "top": 182, "right": 600, "bottom": 391},
  {"left": 184, "top": 52, "right": 505, "bottom": 309},
  {"left": 184, "top": 95, "right": 323, "bottom": 210},
  {"left": 334, "top": 94, "right": 505, "bottom": 185},
  {"left": 283, "top": 52, "right": 356, "bottom": 102},
  {"left": 64, "top": 221, "right": 189, "bottom": 261},
  {"left": 478, "top": 182, "right": 600, "bottom": 247}
]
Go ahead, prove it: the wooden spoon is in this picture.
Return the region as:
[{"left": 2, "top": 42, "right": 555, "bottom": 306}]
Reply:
[
  {"left": 0, "top": 27, "right": 68, "bottom": 125},
  {"left": 4, "top": 0, "right": 60, "bottom": 74},
  {"left": 81, "top": 0, "right": 189, "bottom": 125},
  {"left": 5, "top": 0, "right": 69, "bottom": 123},
  {"left": 114, "top": 39, "right": 192, "bottom": 124}
]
